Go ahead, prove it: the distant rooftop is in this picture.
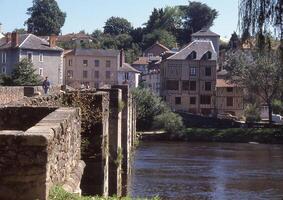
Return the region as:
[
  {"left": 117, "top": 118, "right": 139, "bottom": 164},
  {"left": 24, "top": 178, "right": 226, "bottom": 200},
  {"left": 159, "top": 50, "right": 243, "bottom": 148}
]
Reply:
[
  {"left": 65, "top": 48, "right": 120, "bottom": 57},
  {"left": 119, "top": 63, "right": 141, "bottom": 73},
  {"left": 192, "top": 28, "right": 220, "bottom": 37}
]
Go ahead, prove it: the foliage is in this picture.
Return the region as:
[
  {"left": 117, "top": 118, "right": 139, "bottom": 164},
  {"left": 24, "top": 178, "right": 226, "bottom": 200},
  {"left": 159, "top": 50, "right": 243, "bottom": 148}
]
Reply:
[
  {"left": 272, "top": 99, "right": 283, "bottom": 115},
  {"left": 239, "top": 0, "right": 283, "bottom": 48},
  {"left": 25, "top": 0, "right": 66, "bottom": 35},
  {"left": 13, "top": 28, "right": 27, "bottom": 34},
  {"left": 0, "top": 74, "right": 13, "bottom": 86},
  {"left": 179, "top": 1, "right": 218, "bottom": 43},
  {"left": 227, "top": 49, "right": 281, "bottom": 123},
  {"left": 131, "top": 87, "right": 169, "bottom": 130},
  {"left": 104, "top": 17, "right": 133, "bottom": 35},
  {"left": 49, "top": 186, "right": 160, "bottom": 200},
  {"left": 10, "top": 58, "right": 42, "bottom": 86},
  {"left": 244, "top": 104, "right": 261, "bottom": 123},
  {"left": 143, "top": 29, "right": 177, "bottom": 49},
  {"left": 153, "top": 112, "right": 184, "bottom": 134}
]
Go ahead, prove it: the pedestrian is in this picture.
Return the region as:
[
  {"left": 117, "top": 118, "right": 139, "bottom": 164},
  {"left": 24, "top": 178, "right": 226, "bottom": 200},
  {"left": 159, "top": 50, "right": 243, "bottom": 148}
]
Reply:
[{"left": 42, "top": 76, "right": 50, "bottom": 94}]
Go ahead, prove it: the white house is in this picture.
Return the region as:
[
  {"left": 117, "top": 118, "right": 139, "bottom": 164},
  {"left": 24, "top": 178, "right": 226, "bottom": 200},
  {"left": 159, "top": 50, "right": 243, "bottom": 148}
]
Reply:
[{"left": 118, "top": 63, "right": 140, "bottom": 89}]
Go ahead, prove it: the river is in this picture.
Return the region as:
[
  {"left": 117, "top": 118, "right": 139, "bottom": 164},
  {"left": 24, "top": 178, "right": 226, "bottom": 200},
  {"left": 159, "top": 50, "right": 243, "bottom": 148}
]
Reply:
[{"left": 128, "top": 142, "right": 283, "bottom": 200}]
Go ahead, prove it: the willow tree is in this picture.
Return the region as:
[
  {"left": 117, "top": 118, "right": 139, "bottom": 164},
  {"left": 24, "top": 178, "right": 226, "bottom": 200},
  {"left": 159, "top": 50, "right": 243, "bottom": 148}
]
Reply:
[{"left": 239, "top": 0, "right": 283, "bottom": 49}]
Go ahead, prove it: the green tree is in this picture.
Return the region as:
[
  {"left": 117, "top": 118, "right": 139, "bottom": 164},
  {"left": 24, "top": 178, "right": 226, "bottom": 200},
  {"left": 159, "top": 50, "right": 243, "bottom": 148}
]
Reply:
[
  {"left": 143, "top": 29, "right": 177, "bottom": 49},
  {"left": 104, "top": 17, "right": 133, "bottom": 35},
  {"left": 244, "top": 104, "right": 261, "bottom": 123},
  {"left": 239, "top": 0, "right": 283, "bottom": 49},
  {"left": 228, "top": 32, "right": 241, "bottom": 49},
  {"left": 179, "top": 1, "right": 218, "bottom": 43},
  {"left": 13, "top": 28, "right": 27, "bottom": 34},
  {"left": 26, "top": 0, "right": 66, "bottom": 36},
  {"left": 227, "top": 50, "right": 281, "bottom": 123},
  {"left": 12, "top": 58, "right": 42, "bottom": 86}
]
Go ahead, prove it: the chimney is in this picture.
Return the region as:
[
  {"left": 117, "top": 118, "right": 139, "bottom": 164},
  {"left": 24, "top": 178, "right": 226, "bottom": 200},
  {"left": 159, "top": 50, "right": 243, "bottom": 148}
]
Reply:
[
  {"left": 49, "top": 34, "right": 57, "bottom": 48},
  {"left": 120, "top": 49, "right": 125, "bottom": 67},
  {"left": 11, "top": 32, "right": 19, "bottom": 47},
  {"left": 6, "top": 32, "right": 11, "bottom": 43}
]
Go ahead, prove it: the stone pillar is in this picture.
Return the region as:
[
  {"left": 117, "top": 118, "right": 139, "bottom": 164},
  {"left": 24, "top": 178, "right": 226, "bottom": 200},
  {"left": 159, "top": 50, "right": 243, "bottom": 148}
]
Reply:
[
  {"left": 111, "top": 85, "right": 130, "bottom": 196},
  {"left": 80, "top": 92, "right": 110, "bottom": 197},
  {"left": 97, "top": 88, "right": 122, "bottom": 197}
]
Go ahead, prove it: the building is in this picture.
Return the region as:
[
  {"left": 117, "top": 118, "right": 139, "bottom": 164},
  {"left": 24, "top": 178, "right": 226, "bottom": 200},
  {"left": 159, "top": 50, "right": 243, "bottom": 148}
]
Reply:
[
  {"left": 118, "top": 63, "right": 140, "bottom": 89},
  {"left": 0, "top": 32, "right": 64, "bottom": 85},
  {"left": 142, "top": 70, "right": 160, "bottom": 96},
  {"left": 64, "top": 48, "right": 139, "bottom": 89},
  {"left": 216, "top": 79, "right": 244, "bottom": 118},
  {"left": 160, "top": 40, "right": 218, "bottom": 115}
]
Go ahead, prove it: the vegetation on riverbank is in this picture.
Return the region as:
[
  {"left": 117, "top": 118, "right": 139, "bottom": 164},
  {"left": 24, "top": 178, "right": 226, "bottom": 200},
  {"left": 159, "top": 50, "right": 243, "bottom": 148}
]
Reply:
[
  {"left": 49, "top": 186, "right": 160, "bottom": 200},
  {"left": 141, "top": 128, "right": 283, "bottom": 144}
]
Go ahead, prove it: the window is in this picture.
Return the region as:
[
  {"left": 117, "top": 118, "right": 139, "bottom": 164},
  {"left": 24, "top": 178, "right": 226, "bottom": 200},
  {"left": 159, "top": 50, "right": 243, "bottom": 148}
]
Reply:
[
  {"left": 182, "top": 81, "right": 190, "bottom": 91},
  {"left": 27, "top": 52, "right": 33, "bottom": 61},
  {"left": 95, "top": 60, "right": 100, "bottom": 67},
  {"left": 190, "top": 81, "right": 196, "bottom": 91},
  {"left": 205, "top": 67, "right": 211, "bottom": 76},
  {"left": 1, "top": 52, "right": 7, "bottom": 63},
  {"left": 95, "top": 71, "right": 99, "bottom": 78},
  {"left": 200, "top": 95, "right": 211, "bottom": 105},
  {"left": 68, "top": 59, "right": 73, "bottom": 66},
  {"left": 67, "top": 70, "right": 73, "bottom": 78},
  {"left": 125, "top": 72, "right": 129, "bottom": 80},
  {"left": 166, "top": 80, "right": 179, "bottom": 90},
  {"left": 106, "top": 60, "right": 111, "bottom": 67},
  {"left": 2, "top": 67, "right": 6, "bottom": 74},
  {"left": 189, "top": 51, "right": 197, "bottom": 59},
  {"left": 148, "top": 53, "right": 154, "bottom": 58},
  {"left": 190, "top": 67, "right": 196, "bottom": 76},
  {"left": 227, "top": 87, "right": 233, "bottom": 92},
  {"left": 83, "top": 60, "right": 88, "bottom": 67},
  {"left": 205, "top": 82, "right": 211, "bottom": 91},
  {"left": 207, "top": 51, "right": 212, "bottom": 59},
  {"left": 190, "top": 97, "right": 196, "bottom": 105},
  {"left": 175, "top": 97, "right": 181, "bottom": 105},
  {"left": 83, "top": 70, "right": 88, "bottom": 78},
  {"left": 39, "top": 53, "right": 43, "bottom": 62},
  {"left": 106, "top": 71, "right": 111, "bottom": 79},
  {"left": 227, "top": 97, "right": 233, "bottom": 107},
  {"left": 39, "top": 68, "right": 43, "bottom": 76}
]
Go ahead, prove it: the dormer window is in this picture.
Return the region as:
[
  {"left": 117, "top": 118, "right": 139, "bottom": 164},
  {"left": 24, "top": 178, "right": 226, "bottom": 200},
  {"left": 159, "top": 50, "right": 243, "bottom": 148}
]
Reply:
[
  {"left": 207, "top": 51, "right": 212, "bottom": 59},
  {"left": 191, "top": 51, "right": 197, "bottom": 59}
]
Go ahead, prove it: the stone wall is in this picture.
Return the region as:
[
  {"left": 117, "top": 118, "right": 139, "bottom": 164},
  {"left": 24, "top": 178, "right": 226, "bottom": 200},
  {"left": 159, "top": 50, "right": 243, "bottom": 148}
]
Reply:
[{"left": 0, "top": 107, "right": 83, "bottom": 200}]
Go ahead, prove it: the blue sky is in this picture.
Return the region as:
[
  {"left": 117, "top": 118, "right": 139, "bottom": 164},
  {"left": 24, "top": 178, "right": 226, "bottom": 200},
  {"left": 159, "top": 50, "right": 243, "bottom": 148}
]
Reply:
[{"left": 0, "top": 0, "right": 239, "bottom": 39}]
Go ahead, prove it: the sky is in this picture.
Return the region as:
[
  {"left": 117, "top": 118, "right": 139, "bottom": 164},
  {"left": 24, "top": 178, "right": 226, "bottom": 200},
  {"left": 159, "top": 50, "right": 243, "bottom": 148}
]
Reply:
[{"left": 0, "top": 0, "right": 239, "bottom": 39}]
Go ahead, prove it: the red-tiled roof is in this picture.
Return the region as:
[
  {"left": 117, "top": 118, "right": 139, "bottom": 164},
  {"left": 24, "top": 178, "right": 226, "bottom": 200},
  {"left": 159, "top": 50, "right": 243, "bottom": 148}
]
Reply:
[
  {"left": 132, "top": 57, "right": 149, "bottom": 65},
  {"left": 216, "top": 79, "right": 237, "bottom": 87}
]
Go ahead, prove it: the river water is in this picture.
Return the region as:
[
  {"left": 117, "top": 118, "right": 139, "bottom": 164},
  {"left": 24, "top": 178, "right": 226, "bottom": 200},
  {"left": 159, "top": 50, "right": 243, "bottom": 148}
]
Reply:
[{"left": 128, "top": 142, "right": 283, "bottom": 200}]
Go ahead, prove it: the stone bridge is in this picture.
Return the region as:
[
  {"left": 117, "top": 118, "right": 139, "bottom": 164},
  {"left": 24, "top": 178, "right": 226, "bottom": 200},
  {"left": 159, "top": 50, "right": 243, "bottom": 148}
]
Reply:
[{"left": 0, "top": 85, "right": 137, "bottom": 200}]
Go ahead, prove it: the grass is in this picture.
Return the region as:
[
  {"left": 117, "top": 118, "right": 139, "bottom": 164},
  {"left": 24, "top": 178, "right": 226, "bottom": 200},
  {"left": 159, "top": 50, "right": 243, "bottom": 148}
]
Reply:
[
  {"left": 49, "top": 186, "right": 160, "bottom": 200},
  {"left": 181, "top": 128, "right": 283, "bottom": 143}
]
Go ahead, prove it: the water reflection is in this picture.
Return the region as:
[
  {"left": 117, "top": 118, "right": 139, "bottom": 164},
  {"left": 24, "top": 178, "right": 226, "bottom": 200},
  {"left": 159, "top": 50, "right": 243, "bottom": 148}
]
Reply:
[{"left": 129, "top": 142, "right": 283, "bottom": 200}]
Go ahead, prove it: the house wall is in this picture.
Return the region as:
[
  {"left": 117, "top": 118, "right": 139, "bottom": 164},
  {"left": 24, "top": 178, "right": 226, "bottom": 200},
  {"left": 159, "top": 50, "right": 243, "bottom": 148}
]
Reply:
[
  {"left": 20, "top": 49, "right": 63, "bottom": 85},
  {"left": 161, "top": 59, "right": 217, "bottom": 114},
  {"left": 0, "top": 49, "right": 20, "bottom": 74},
  {"left": 118, "top": 71, "right": 139, "bottom": 89},
  {"left": 142, "top": 72, "right": 160, "bottom": 96},
  {"left": 64, "top": 54, "right": 120, "bottom": 88},
  {"left": 143, "top": 44, "right": 168, "bottom": 57},
  {"left": 216, "top": 87, "right": 244, "bottom": 118}
]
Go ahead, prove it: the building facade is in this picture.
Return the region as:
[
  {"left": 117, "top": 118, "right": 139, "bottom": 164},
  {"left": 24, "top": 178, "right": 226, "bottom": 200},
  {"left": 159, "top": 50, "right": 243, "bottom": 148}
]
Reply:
[
  {"left": 0, "top": 32, "right": 64, "bottom": 85},
  {"left": 161, "top": 40, "right": 218, "bottom": 115},
  {"left": 118, "top": 63, "right": 140, "bottom": 89}
]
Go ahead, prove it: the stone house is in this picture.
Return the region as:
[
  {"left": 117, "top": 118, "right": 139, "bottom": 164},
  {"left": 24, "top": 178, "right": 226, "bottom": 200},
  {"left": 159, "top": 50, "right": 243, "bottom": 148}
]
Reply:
[
  {"left": 216, "top": 79, "right": 244, "bottom": 117},
  {"left": 0, "top": 32, "right": 64, "bottom": 85},
  {"left": 143, "top": 41, "right": 170, "bottom": 58},
  {"left": 160, "top": 40, "right": 218, "bottom": 115},
  {"left": 118, "top": 63, "right": 140, "bottom": 89}
]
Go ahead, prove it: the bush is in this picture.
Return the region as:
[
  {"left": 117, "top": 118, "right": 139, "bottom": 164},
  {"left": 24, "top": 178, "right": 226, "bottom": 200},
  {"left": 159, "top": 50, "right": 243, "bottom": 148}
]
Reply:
[
  {"left": 272, "top": 99, "right": 283, "bottom": 115},
  {"left": 153, "top": 112, "right": 184, "bottom": 134},
  {"left": 244, "top": 104, "right": 261, "bottom": 123}
]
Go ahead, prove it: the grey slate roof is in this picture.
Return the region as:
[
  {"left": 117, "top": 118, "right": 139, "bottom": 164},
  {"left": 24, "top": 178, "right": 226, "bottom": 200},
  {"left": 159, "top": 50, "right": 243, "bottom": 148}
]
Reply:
[
  {"left": 68, "top": 48, "right": 120, "bottom": 57},
  {"left": 191, "top": 28, "right": 220, "bottom": 37},
  {"left": 167, "top": 40, "right": 217, "bottom": 61},
  {"left": 0, "top": 34, "right": 63, "bottom": 51},
  {"left": 119, "top": 63, "right": 141, "bottom": 73}
]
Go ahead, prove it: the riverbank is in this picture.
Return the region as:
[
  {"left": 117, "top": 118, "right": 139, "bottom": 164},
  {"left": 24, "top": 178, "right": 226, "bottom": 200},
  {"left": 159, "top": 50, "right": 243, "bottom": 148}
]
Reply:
[{"left": 139, "top": 128, "right": 283, "bottom": 144}]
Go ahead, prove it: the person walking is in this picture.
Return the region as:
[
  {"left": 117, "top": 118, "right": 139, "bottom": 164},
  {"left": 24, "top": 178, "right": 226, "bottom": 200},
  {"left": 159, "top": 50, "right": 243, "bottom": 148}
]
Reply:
[{"left": 42, "top": 76, "right": 50, "bottom": 94}]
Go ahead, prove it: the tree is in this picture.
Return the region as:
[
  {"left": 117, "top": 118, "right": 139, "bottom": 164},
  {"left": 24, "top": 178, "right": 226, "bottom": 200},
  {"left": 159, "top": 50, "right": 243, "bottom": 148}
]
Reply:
[
  {"left": 239, "top": 0, "right": 283, "bottom": 48},
  {"left": 143, "top": 29, "right": 177, "bottom": 49},
  {"left": 227, "top": 50, "right": 281, "bottom": 123},
  {"left": 12, "top": 58, "right": 42, "bottom": 86},
  {"left": 26, "top": 0, "right": 66, "bottom": 36},
  {"left": 180, "top": 1, "right": 218, "bottom": 34},
  {"left": 13, "top": 28, "right": 27, "bottom": 34},
  {"left": 103, "top": 17, "right": 133, "bottom": 35}
]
